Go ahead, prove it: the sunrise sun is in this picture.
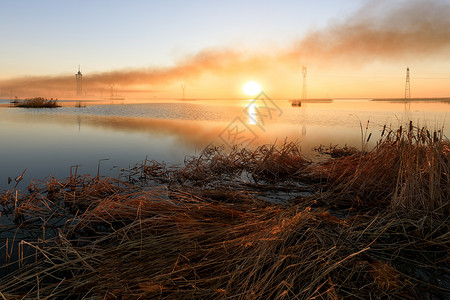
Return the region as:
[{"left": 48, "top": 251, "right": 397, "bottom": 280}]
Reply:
[{"left": 242, "top": 81, "right": 262, "bottom": 96}]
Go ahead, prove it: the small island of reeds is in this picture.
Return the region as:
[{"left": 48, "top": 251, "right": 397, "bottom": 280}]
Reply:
[
  {"left": 12, "top": 97, "right": 61, "bottom": 108},
  {"left": 0, "top": 123, "right": 448, "bottom": 299}
]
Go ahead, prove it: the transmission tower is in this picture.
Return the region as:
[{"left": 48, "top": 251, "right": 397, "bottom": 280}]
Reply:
[
  {"left": 75, "top": 66, "right": 83, "bottom": 96},
  {"left": 302, "top": 66, "right": 307, "bottom": 99},
  {"left": 404, "top": 67, "right": 411, "bottom": 99},
  {"left": 181, "top": 82, "right": 186, "bottom": 100}
]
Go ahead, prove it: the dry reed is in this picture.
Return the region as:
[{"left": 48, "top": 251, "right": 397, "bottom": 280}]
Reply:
[
  {"left": 0, "top": 124, "right": 448, "bottom": 299},
  {"left": 318, "top": 123, "right": 449, "bottom": 214},
  {"left": 13, "top": 97, "right": 60, "bottom": 108}
]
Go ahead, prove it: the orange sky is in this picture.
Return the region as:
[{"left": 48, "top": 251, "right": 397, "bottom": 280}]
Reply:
[{"left": 1, "top": 0, "right": 449, "bottom": 100}]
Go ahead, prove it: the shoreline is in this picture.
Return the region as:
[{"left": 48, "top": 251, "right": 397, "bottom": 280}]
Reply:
[{"left": 372, "top": 97, "right": 450, "bottom": 102}]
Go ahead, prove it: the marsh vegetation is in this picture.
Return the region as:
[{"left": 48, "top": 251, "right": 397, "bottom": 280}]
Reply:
[
  {"left": 0, "top": 124, "right": 448, "bottom": 299},
  {"left": 12, "top": 97, "right": 60, "bottom": 108}
]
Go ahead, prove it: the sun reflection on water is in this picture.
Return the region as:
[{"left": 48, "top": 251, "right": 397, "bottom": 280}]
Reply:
[{"left": 247, "top": 101, "right": 258, "bottom": 125}]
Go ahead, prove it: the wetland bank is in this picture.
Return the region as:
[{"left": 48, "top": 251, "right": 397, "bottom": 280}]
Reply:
[
  {"left": 0, "top": 108, "right": 449, "bottom": 298},
  {"left": 0, "top": 101, "right": 450, "bottom": 299}
]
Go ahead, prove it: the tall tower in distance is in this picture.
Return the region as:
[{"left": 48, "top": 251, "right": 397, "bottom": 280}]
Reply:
[
  {"left": 302, "top": 65, "right": 307, "bottom": 99},
  {"left": 181, "top": 82, "right": 186, "bottom": 100},
  {"left": 75, "top": 66, "right": 83, "bottom": 96},
  {"left": 404, "top": 67, "right": 411, "bottom": 99}
]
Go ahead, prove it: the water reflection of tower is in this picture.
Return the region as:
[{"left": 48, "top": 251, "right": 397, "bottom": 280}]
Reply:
[
  {"left": 404, "top": 67, "right": 411, "bottom": 111},
  {"left": 75, "top": 66, "right": 83, "bottom": 96},
  {"left": 301, "top": 103, "right": 307, "bottom": 136},
  {"left": 77, "top": 115, "right": 81, "bottom": 132},
  {"left": 301, "top": 66, "right": 308, "bottom": 136}
]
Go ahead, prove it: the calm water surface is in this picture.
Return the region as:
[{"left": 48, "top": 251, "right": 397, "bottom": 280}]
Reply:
[{"left": 0, "top": 99, "right": 448, "bottom": 190}]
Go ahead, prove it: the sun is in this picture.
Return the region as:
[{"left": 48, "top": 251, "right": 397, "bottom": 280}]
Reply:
[{"left": 242, "top": 81, "right": 262, "bottom": 96}]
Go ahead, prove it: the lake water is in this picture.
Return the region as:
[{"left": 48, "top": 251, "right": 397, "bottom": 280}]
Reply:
[{"left": 0, "top": 98, "right": 448, "bottom": 191}]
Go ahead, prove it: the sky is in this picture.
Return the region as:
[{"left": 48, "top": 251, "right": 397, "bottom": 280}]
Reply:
[{"left": 1, "top": 0, "right": 450, "bottom": 99}]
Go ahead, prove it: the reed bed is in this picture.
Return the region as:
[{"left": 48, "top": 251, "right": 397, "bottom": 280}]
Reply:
[
  {"left": 318, "top": 123, "right": 449, "bottom": 214},
  {"left": 138, "top": 142, "right": 313, "bottom": 185},
  {"left": 12, "top": 97, "right": 60, "bottom": 108},
  {"left": 0, "top": 124, "right": 448, "bottom": 299}
]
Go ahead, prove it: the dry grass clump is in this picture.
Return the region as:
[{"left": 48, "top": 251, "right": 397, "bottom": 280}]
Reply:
[
  {"left": 319, "top": 123, "right": 449, "bottom": 214},
  {"left": 133, "top": 142, "right": 317, "bottom": 208},
  {"left": 313, "top": 144, "right": 360, "bottom": 158},
  {"left": 13, "top": 97, "right": 60, "bottom": 108},
  {"left": 137, "top": 141, "right": 315, "bottom": 190},
  {"left": 0, "top": 124, "right": 448, "bottom": 299}
]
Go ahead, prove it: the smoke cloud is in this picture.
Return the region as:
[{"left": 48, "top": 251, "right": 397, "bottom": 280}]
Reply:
[
  {"left": 291, "top": 0, "right": 450, "bottom": 64},
  {"left": 1, "top": 0, "right": 449, "bottom": 98}
]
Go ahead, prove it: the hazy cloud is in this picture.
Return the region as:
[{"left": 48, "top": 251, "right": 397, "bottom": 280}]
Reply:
[{"left": 291, "top": 0, "right": 450, "bottom": 64}]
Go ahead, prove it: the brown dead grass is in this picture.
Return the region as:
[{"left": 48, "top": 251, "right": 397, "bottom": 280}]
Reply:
[{"left": 0, "top": 124, "right": 448, "bottom": 299}]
